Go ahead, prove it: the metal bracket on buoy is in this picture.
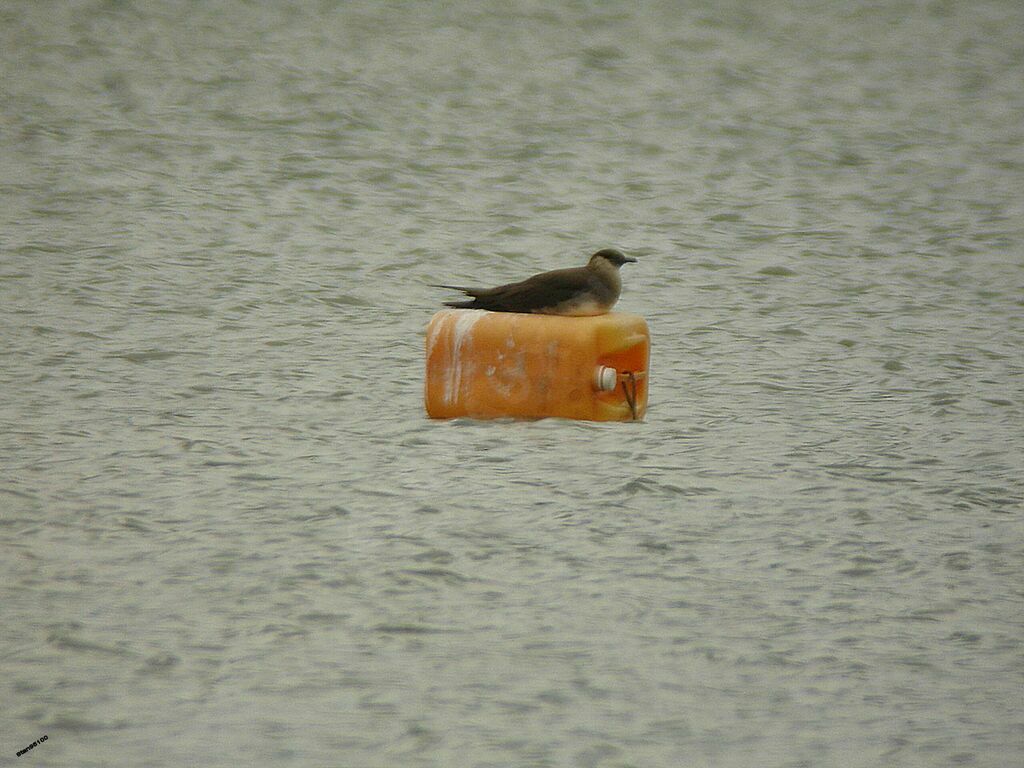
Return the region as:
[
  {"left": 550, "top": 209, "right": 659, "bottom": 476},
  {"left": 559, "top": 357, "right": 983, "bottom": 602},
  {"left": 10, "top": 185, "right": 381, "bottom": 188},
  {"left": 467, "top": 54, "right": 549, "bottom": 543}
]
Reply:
[
  {"left": 621, "top": 370, "right": 640, "bottom": 421},
  {"left": 594, "top": 366, "right": 646, "bottom": 421}
]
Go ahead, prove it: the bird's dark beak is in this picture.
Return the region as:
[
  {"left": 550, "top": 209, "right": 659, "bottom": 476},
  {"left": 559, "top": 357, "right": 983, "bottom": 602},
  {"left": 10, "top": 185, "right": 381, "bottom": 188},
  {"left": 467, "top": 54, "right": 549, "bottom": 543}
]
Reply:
[{"left": 624, "top": 256, "right": 638, "bottom": 263}]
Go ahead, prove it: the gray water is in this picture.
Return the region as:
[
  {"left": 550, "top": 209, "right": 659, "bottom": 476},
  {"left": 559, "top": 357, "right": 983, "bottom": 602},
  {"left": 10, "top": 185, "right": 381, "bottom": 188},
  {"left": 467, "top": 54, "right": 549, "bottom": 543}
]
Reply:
[{"left": 2, "top": 1, "right": 1023, "bottom": 766}]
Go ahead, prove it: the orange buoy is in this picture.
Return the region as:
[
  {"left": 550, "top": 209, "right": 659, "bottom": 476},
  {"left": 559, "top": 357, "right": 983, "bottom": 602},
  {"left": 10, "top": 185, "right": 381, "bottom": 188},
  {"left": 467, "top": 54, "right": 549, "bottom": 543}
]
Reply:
[{"left": 424, "top": 309, "right": 649, "bottom": 421}]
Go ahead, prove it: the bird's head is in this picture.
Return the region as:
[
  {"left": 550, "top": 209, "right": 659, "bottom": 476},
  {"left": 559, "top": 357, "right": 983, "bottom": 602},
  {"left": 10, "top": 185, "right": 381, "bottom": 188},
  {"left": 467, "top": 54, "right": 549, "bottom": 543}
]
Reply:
[{"left": 590, "top": 248, "right": 637, "bottom": 269}]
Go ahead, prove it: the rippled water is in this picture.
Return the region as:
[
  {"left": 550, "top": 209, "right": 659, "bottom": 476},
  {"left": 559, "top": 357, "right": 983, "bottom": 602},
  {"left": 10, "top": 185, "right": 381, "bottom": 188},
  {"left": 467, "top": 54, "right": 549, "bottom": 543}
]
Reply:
[{"left": 3, "top": 2, "right": 1023, "bottom": 766}]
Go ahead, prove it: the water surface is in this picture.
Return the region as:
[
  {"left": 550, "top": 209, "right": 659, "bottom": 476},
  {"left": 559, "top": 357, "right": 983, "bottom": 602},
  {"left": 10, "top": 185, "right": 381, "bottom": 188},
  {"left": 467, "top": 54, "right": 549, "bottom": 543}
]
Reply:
[{"left": 2, "top": 2, "right": 1022, "bottom": 766}]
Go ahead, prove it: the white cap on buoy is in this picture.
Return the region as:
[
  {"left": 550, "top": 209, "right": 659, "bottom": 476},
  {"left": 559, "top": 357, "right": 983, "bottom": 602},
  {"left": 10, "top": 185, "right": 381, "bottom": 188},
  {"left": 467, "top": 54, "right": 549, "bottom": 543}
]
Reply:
[{"left": 594, "top": 365, "right": 618, "bottom": 392}]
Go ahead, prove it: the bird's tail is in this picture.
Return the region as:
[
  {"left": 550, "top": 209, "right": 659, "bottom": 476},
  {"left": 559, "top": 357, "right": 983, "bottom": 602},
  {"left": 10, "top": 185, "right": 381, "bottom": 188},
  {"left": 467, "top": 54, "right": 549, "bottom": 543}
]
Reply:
[{"left": 432, "top": 284, "right": 484, "bottom": 309}]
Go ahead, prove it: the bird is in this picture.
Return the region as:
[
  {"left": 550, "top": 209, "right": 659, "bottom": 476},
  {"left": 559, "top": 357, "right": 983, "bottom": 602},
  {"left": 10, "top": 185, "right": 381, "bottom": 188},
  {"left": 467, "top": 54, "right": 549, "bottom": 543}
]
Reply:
[{"left": 434, "top": 248, "right": 637, "bottom": 316}]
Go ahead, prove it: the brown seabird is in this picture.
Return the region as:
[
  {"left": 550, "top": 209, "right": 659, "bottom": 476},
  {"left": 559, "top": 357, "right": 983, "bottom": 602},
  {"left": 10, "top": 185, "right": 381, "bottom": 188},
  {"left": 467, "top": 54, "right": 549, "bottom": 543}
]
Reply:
[{"left": 435, "top": 248, "right": 637, "bottom": 316}]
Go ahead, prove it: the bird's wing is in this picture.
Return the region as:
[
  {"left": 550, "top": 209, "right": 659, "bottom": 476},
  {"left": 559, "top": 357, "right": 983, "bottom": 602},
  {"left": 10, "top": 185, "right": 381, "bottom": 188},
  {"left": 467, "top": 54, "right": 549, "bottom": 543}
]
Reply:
[{"left": 482, "top": 267, "right": 594, "bottom": 312}]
